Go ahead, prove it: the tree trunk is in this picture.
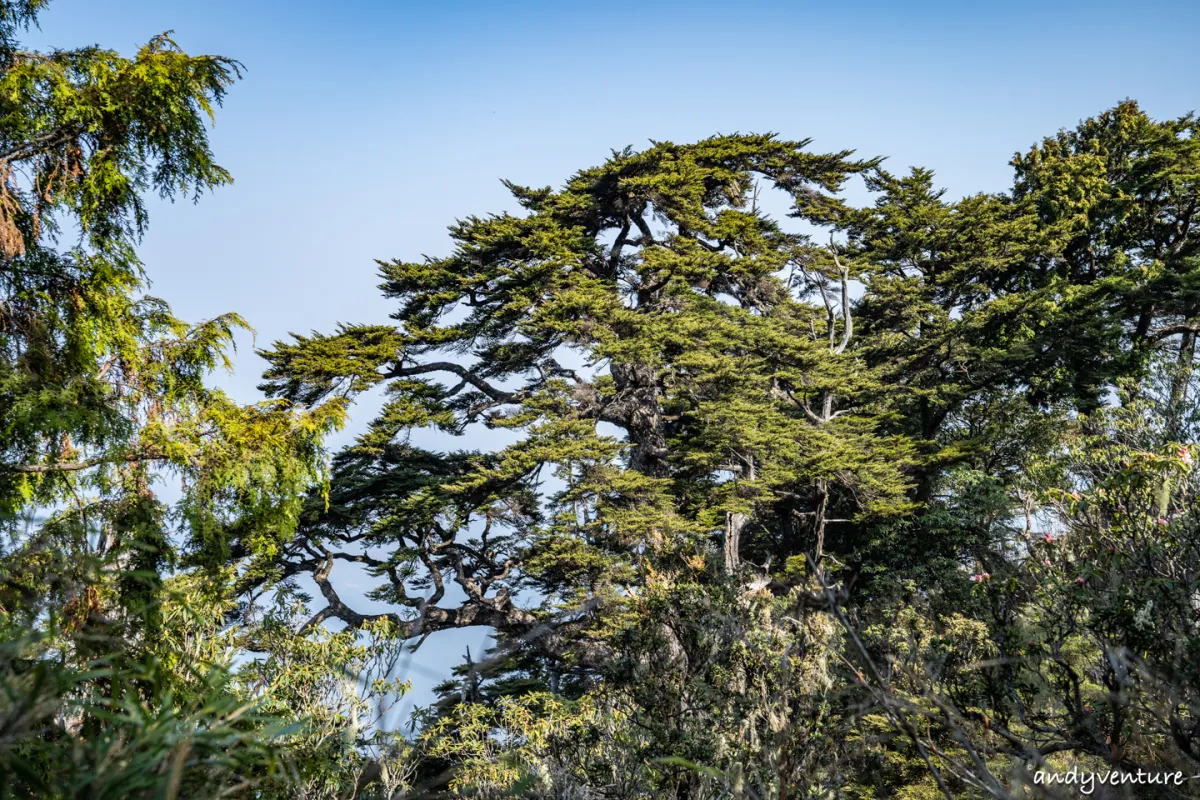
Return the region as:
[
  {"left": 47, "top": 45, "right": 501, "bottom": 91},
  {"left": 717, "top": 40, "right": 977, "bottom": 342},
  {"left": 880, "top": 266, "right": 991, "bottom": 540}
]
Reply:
[
  {"left": 1166, "top": 329, "right": 1196, "bottom": 441},
  {"left": 610, "top": 361, "right": 668, "bottom": 477},
  {"left": 1159, "top": 329, "right": 1195, "bottom": 516},
  {"left": 724, "top": 456, "right": 755, "bottom": 576},
  {"left": 813, "top": 478, "right": 829, "bottom": 565},
  {"left": 725, "top": 510, "right": 746, "bottom": 575}
]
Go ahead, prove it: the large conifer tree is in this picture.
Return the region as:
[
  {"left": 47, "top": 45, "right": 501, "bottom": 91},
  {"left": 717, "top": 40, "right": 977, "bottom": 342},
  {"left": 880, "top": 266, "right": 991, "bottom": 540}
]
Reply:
[
  {"left": 258, "top": 135, "right": 916, "bottom": 658},
  {"left": 259, "top": 103, "right": 1200, "bottom": 797}
]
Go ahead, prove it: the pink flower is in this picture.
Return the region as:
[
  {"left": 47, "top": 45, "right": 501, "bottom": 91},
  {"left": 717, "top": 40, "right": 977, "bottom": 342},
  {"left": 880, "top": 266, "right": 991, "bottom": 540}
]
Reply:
[
  {"left": 1075, "top": 576, "right": 1086, "bottom": 586},
  {"left": 1158, "top": 518, "right": 1170, "bottom": 527},
  {"left": 983, "top": 571, "right": 991, "bottom": 580},
  {"left": 972, "top": 574, "right": 984, "bottom": 583},
  {"left": 1181, "top": 447, "right": 1192, "bottom": 466},
  {"left": 1042, "top": 532, "right": 1055, "bottom": 544},
  {"left": 1070, "top": 491, "right": 1081, "bottom": 501},
  {"left": 1044, "top": 559, "right": 1053, "bottom": 568},
  {"left": 1027, "top": 640, "right": 1036, "bottom": 647}
]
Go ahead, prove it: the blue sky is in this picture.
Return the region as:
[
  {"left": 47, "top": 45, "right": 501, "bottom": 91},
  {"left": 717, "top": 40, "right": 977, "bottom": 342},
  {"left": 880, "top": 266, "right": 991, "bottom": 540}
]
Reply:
[{"left": 27, "top": 0, "right": 1200, "bottom": 722}]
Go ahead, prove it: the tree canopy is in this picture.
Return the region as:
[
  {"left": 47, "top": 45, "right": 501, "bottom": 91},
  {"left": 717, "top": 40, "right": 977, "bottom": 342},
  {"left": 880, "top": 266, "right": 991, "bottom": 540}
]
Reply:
[{"left": 252, "top": 101, "right": 1200, "bottom": 796}]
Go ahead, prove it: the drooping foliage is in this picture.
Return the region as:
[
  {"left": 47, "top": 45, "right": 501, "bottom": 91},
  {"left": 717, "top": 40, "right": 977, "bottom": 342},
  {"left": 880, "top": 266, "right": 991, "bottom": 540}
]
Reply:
[{"left": 0, "top": 4, "right": 348, "bottom": 796}]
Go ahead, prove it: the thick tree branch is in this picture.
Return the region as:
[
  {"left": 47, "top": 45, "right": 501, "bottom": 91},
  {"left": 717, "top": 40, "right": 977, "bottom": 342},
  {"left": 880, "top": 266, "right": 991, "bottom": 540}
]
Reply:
[
  {"left": 1148, "top": 321, "right": 1200, "bottom": 341},
  {"left": 296, "top": 553, "right": 614, "bottom": 668},
  {"left": 8, "top": 451, "right": 164, "bottom": 474},
  {"left": 385, "top": 361, "right": 518, "bottom": 403},
  {"left": 831, "top": 247, "right": 853, "bottom": 355}
]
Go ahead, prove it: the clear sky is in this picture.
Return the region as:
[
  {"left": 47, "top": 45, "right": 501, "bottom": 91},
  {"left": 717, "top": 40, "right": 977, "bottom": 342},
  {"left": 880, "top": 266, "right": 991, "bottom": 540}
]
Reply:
[{"left": 26, "top": 0, "right": 1200, "bottom": 723}]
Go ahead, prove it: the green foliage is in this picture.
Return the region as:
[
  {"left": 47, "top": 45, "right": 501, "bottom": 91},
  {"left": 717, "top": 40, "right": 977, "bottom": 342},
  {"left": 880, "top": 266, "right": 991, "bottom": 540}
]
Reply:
[
  {"left": 0, "top": 641, "right": 292, "bottom": 799},
  {"left": 239, "top": 593, "right": 417, "bottom": 798},
  {"left": 7, "top": 14, "right": 1200, "bottom": 793},
  {"left": 251, "top": 101, "right": 1200, "bottom": 798},
  {"left": 0, "top": 3, "right": 350, "bottom": 796}
]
